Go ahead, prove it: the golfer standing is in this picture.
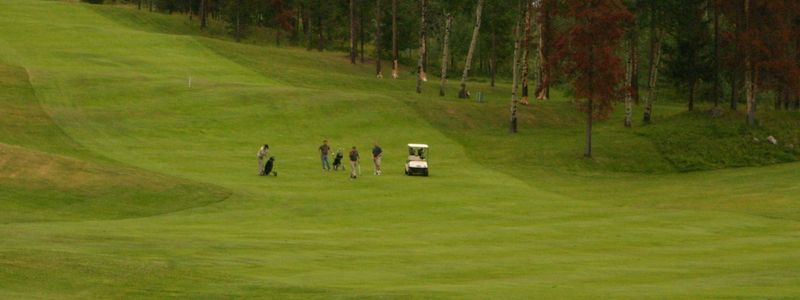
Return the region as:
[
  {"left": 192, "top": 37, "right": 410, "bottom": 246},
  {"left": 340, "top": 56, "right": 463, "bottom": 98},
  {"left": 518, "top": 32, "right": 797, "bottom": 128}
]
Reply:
[
  {"left": 319, "top": 140, "right": 331, "bottom": 171},
  {"left": 349, "top": 146, "right": 360, "bottom": 179},
  {"left": 257, "top": 144, "right": 269, "bottom": 175},
  {"left": 372, "top": 143, "right": 383, "bottom": 175}
]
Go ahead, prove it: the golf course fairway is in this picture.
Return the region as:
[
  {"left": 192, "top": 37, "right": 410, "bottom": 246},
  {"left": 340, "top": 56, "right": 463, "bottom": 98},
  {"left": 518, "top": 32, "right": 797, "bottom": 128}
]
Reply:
[{"left": 1, "top": 1, "right": 799, "bottom": 298}]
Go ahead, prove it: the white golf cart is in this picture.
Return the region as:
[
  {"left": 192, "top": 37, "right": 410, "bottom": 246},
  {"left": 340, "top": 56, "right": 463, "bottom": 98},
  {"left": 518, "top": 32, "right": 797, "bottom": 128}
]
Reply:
[{"left": 405, "top": 144, "right": 429, "bottom": 176}]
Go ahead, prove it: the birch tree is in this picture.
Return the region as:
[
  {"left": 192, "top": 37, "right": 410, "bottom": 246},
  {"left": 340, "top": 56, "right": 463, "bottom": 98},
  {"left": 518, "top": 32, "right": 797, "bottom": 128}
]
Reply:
[
  {"left": 439, "top": 14, "right": 453, "bottom": 96},
  {"left": 416, "top": 0, "right": 427, "bottom": 93},
  {"left": 375, "top": 0, "right": 383, "bottom": 78},
  {"left": 624, "top": 39, "right": 634, "bottom": 127},
  {"left": 391, "top": 0, "right": 399, "bottom": 78},
  {"left": 511, "top": 19, "right": 522, "bottom": 133},
  {"left": 520, "top": 1, "right": 532, "bottom": 105},
  {"left": 642, "top": 0, "right": 664, "bottom": 123},
  {"left": 458, "top": 0, "right": 485, "bottom": 99},
  {"left": 744, "top": 0, "right": 755, "bottom": 125},
  {"left": 535, "top": 0, "right": 554, "bottom": 100}
]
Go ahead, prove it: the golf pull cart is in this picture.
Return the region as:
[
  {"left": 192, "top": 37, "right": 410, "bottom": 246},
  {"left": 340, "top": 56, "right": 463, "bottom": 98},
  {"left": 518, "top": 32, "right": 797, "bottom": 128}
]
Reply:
[{"left": 405, "top": 144, "right": 429, "bottom": 176}]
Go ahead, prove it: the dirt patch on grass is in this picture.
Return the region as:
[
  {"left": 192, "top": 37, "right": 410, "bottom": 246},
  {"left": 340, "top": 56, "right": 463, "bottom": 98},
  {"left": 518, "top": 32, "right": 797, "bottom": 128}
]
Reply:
[
  {"left": 0, "top": 143, "right": 110, "bottom": 189},
  {"left": 0, "top": 143, "right": 231, "bottom": 223}
]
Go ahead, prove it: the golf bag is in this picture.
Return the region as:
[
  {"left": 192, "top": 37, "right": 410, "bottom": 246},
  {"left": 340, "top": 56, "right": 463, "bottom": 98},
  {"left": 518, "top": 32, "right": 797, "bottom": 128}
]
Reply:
[
  {"left": 332, "top": 152, "right": 345, "bottom": 171},
  {"left": 262, "top": 156, "right": 277, "bottom": 176}
]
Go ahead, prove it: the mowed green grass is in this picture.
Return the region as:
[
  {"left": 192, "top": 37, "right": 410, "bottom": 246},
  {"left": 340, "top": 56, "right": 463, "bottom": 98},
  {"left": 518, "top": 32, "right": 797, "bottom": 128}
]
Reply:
[{"left": 0, "top": 1, "right": 799, "bottom": 298}]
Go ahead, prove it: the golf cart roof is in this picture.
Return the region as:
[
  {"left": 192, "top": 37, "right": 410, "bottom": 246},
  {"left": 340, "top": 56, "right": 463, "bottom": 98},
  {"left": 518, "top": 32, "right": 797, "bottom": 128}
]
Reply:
[{"left": 407, "top": 143, "right": 429, "bottom": 148}]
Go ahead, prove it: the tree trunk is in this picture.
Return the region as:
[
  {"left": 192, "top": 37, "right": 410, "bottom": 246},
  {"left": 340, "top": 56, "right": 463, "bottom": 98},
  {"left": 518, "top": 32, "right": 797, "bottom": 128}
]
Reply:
[
  {"left": 783, "top": 90, "right": 790, "bottom": 110},
  {"left": 744, "top": 0, "right": 755, "bottom": 126},
  {"left": 713, "top": 0, "right": 721, "bottom": 107},
  {"left": 624, "top": 41, "right": 633, "bottom": 127},
  {"left": 392, "top": 0, "right": 399, "bottom": 79},
  {"left": 630, "top": 4, "right": 639, "bottom": 103},
  {"left": 375, "top": 0, "right": 383, "bottom": 78},
  {"left": 350, "top": 0, "right": 356, "bottom": 64},
  {"left": 585, "top": 97, "right": 593, "bottom": 158},
  {"left": 490, "top": 29, "right": 497, "bottom": 87},
  {"left": 745, "top": 64, "right": 755, "bottom": 125},
  {"left": 535, "top": 0, "right": 551, "bottom": 100},
  {"left": 439, "top": 14, "right": 452, "bottom": 96},
  {"left": 520, "top": 2, "right": 532, "bottom": 105},
  {"left": 688, "top": 80, "right": 695, "bottom": 111},
  {"left": 302, "top": 4, "right": 309, "bottom": 36},
  {"left": 642, "top": 28, "right": 662, "bottom": 123},
  {"left": 292, "top": 5, "right": 301, "bottom": 42},
  {"left": 510, "top": 21, "right": 522, "bottom": 133},
  {"left": 199, "top": 0, "right": 207, "bottom": 30},
  {"left": 416, "top": 0, "right": 427, "bottom": 94},
  {"left": 360, "top": 4, "right": 365, "bottom": 62},
  {"left": 235, "top": 0, "right": 242, "bottom": 43},
  {"left": 585, "top": 46, "right": 595, "bottom": 158},
  {"left": 631, "top": 50, "right": 639, "bottom": 102},
  {"left": 317, "top": 11, "right": 324, "bottom": 51},
  {"left": 422, "top": 34, "right": 429, "bottom": 81},
  {"left": 795, "top": 95, "right": 800, "bottom": 110},
  {"left": 730, "top": 71, "right": 739, "bottom": 110},
  {"left": 421, "top": 35, "right": 428, "bottom": 81},
  {"left": 305, "top": 3, "right": 313, "bottom": 50},
  {"left": 458, "top": 0, "right": 485, "bottom": 99},
  {"left": 138, "top": 0, "right": 142, "bottom": 10}
]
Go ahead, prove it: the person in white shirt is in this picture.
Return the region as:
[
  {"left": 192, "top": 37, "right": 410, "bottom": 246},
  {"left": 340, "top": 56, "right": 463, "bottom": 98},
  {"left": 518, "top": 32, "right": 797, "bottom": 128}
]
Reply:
[{"left": 257, "top": 144, "right": 269, "bottom": 175}]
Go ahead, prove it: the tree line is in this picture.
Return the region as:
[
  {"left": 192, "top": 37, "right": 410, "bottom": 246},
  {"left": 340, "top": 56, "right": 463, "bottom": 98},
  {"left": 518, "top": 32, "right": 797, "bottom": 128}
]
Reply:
[{"left": 94, "top": 0, "right": 800, "bottom": 157}]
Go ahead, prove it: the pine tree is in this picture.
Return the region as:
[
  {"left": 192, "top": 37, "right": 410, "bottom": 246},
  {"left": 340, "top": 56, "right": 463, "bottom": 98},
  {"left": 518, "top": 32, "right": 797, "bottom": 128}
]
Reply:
[{"left": 663, "top": 0, "right": 713, "bottom": 112}]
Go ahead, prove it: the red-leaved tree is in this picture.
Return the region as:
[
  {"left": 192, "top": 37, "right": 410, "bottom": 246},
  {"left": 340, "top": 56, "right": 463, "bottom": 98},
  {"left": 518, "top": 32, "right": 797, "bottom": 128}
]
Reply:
[
  {"left": 720, "top": 0, "right": 800, "bottom": 124},
  {"left": 271, "top": 0, "right": 294, "bottom": 46},
  {"left": 556, "top": 0, "right": 632, "bottom": 157}
]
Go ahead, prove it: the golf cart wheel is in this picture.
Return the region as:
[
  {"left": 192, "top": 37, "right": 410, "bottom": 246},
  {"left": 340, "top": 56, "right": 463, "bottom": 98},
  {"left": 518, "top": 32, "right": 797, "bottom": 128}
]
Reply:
[{"left": 422, "top": 169, "right": 429, "bottom": 176}]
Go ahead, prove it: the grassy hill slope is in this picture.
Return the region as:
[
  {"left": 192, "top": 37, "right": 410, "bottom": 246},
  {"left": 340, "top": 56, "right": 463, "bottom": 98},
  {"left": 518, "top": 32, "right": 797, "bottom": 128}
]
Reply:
[
  {"left": 0, "top": 1, "right": 798, "bottom": 298},
  {"left": 0, "top": 62, "right": 229, "bottom": 223}
]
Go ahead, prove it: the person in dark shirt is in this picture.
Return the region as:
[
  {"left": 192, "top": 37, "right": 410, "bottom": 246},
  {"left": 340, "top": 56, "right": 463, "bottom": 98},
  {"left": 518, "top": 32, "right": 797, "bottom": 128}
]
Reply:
[
  {"left": 319, "top": 140, "right": 331, "bottom": 171},
  {"left": 349, "top": 146, "right": 360, "bottom": 178},
  {"left": 372, "top": 143, "right": 383, "bottom": 175}
]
